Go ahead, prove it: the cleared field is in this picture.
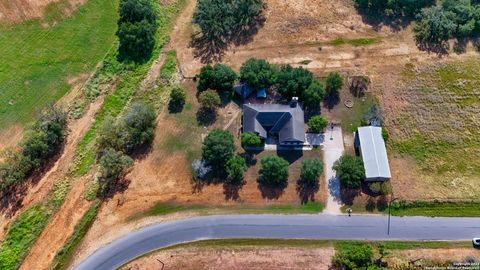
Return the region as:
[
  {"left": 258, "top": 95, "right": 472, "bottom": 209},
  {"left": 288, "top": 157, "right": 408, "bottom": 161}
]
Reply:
[
  {"left": 383, "top": 58, "right": 480, "bottom": 200},
  {"left": 0, "top": 0, "right": 118, "bottom": 137}
]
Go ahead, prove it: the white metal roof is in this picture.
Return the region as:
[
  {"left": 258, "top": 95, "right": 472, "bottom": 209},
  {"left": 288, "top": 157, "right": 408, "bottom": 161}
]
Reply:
[{"left": 357, "top": 126, "right": 391, "bottom": 180}]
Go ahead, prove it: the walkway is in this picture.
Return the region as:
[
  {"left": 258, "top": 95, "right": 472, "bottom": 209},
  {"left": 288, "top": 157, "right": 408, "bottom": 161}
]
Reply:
[
  {"left": 74, "top": 214, "right": 480, "bottom": 270},
  {"left": 321, "top": 125, "right": 344, "bottom": 214}
]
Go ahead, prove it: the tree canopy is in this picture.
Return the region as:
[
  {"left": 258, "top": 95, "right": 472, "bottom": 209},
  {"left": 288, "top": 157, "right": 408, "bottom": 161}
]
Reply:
[
  {"left": 198, "top": 89, "right": 221, "bottom": 110},
  {"left": 354, "top": 0, "right": 432, "bottom": 17},
  {"left": 226, "top": 155, "right": 247, "bottom": 184},
  {"left": 303, "top": 80, "right": 326, "bottom": 108},
  {"left": 169, "top": 86, "right": 187, "bottom": 113},
  {"left": 300, "top": 158, "right": 323, "bottom": 185},
  {"left": 258, "top": 155, "right": 289, "bottom": 187},
  {"left": 240, "top": 58, "right": 277, "bottom": 90},
  {"left": 276, "top": 65, "right": 314, "bottom": 100},
  {"left": 96, "top": 148, "right": 133, "bottom": 198},
  {"left": 308, "top": 116, "right": 328, "bottom": 133},
  {"left": 241, "top": 132, "right": 262, "bottom": 147},
  {"left": 117, "top": 0, "right": 158, "bottom": 63},
  {"left": 197, "top": 64, "right": 238, "bottom": 92},
  {"left": 192, "top": 0, "right": 265, "bottom": 53},
  {"left": 333, "top": 155, "right": 365, "bottom": 189},
  {"left": 325, "top": 72, "right": 344, "bottom": 96},
  {"left": 202, "top": 129, "right": 235, "bottom": 171},
  {"left": 332, "top": 242, "right": 375, "bottom": 270}
]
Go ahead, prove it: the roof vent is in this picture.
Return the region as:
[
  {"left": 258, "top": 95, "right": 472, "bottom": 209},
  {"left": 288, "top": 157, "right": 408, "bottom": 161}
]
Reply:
[{"left": 290, "top": 97, "right": 298, "bottom": 107}]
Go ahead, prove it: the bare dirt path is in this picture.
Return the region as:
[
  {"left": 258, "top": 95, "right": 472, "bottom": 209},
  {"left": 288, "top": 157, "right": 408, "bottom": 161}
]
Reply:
[
  {"left": 0, "top": 98, "right": 103, "bottom": 240},
  {"left": 19, "top": 175, "right": 92, "bottom": 270}
]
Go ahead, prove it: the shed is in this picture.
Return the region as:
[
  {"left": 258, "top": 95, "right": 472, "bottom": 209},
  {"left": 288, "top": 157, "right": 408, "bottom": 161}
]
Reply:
[{"left": 354, "top": 126, "right": 391, "bottom": 181}]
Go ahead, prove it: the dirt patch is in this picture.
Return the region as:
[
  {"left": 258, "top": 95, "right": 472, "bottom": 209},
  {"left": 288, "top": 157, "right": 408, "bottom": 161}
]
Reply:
[
  {"left": 0, "top": 0, "right": 85, "bottom": 23},
  {"left": 122, "top": 246, "right": 335, "bottom": 270}
]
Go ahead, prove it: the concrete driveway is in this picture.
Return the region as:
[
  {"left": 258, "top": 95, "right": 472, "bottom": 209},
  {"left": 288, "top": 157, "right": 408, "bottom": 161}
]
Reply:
[{"left": 321, "top": 125, "right": 344, "bottom": 214}]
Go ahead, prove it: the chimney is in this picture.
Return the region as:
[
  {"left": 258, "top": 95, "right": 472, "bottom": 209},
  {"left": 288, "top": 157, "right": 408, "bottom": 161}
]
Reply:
[{"left": 290, "top": 97, "right": 298, "bottom": 107}]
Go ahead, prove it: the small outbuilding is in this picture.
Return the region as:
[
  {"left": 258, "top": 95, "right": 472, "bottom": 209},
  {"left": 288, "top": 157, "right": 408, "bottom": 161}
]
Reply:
[{"left": 354, "top": 126, "right": 391, "bottom": 182}]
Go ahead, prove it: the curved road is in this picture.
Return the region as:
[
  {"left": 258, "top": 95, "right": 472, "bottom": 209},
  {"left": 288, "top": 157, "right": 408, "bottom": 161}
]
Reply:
[{"left": 74, "top": 214, "right": 480, "bottom": 270}]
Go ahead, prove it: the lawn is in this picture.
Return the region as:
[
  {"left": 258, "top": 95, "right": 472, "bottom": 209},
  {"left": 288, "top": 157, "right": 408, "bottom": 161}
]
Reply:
[{"left": 0, "top": 0, "right": 118, "bottom": 132}]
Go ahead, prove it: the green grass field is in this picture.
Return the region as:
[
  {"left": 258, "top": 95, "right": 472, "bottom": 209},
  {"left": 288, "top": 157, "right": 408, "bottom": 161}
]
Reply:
[{"left": 0, "top": 0, "right": 118, "bottom": 132}]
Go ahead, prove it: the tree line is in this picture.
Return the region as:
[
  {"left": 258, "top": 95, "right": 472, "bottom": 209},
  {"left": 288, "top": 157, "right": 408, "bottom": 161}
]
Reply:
[{"left": 0, "top": 106, "right": 67, "bottom": 192}]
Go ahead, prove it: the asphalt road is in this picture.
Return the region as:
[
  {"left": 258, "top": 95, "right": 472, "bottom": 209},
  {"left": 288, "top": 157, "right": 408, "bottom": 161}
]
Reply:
[{"left": 74, "top": 214, "right": 480, "bottom": 270}]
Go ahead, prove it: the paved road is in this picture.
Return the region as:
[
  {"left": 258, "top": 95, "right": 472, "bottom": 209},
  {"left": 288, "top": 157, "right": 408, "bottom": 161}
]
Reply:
[{"left": 75, "top": 214, "right": 480, "bottom": 270}]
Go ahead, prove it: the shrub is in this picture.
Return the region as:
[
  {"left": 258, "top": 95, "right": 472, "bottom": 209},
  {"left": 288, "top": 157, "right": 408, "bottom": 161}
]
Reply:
[
  {"left": 241, "top": 132, "right": 262, "bottom": 147},
  {"left": 197, "top": 64, "right": 238, "bottom": 92},
  {"left": 300, "top": 158, "right": 323, "bottom": 185},
  {"left": 258, "top": 155, "right": 289, "bottom": 187},
  {"left": 308, "top": 116, "right": 328, "bottom": 133},
  {"left": 169, "top": 86, "right": 187, "bottom": 113},
  {"left": 198, "top": 89, "right": 221, "bottom": 110},
  {"left": 381, "top": 127, "right": 389, "bottom": 142},
  {"left": 202, "top": 129, "right": 235, "bottom": 171},
  {"left": 119, "top": 0, "right": 157, "bottom": 24},
  {"left": 226, "top": 155, "right": 247, "bottom": 184},
  {"left": 276, "top": 65, "right": 314, "bottom": 100},
  {"left": 96, "top": 148, "right": 133, "bottom": 198},
  {"left": 414, "top": 6, "right": 456, "bottom": 49},
  {"left": 333, "top": 155, "right": 365, "bottom": 189},
  {"left": 240, "top": 58, "right": 277, "bottom": 90},
  {"left": 369, "top": 182, "right": 392, "bottom": 195},
  {"left": 325, "top": 72, "right": 343, "bottom": 96},
  {"left": 332, "top": 242, "right": 375, "bottom": 270}
]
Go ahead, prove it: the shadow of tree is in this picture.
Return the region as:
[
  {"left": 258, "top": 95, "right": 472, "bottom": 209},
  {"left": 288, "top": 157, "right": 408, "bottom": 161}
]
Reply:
[
  {"left": 0, "top": 144, "right": 64, "bottom": 217},
  {"left": 296, "top": 179, "right": 320, "bottom": 204},
  {"left": 99, "top": 177, "right": 131, "bottom": 201},
  {"left": 196, "top": 107, "right": 217, "bottom": 126},
  {"left": 223, "top": 180, "right": 246, "bottom": 201},
  {"left": 324, "top": 92, "right": 340, "bottom": 110},
  {"left": 190, "top": 15, "right": 266, "bottom": 63},
  {"left": 258, "top": 181, "right": 287, "bottom": 200},
  {"left": 416, "top": 40, "right": 450, "bottom": 56}
]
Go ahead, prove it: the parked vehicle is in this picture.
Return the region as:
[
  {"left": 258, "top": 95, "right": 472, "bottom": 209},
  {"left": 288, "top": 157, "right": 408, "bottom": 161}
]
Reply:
[{"left": 473, "top": 238, "right": 480, "bottom": 248}]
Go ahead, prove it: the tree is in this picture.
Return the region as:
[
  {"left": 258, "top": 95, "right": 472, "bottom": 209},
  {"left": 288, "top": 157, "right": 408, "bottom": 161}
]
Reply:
[
  {"left": 192, "top": 0, "right": 265, "bottom": 53},
  {"left": 325, "top": 72, "right": 343, "bottom": 96},
  {"left": 308, "top": 116, "right": 328, "bottom": 133},
  {"left": 119, "top": 0, "right": 156, "bottom": 25},
  {"left": 96, "top": 148, "right": 133, "bottom": 198},
  {"left": 258, "top": 155, "right": 289, "bottom": 186},
  {"left": 414, "top": 6, "right": 456, "bottom": 49},
  {"left": 333, "top": 155, "right": 365, "bottom": 189},
  {"left": 226, "top": 155, "right": 247, "bottom": 184},
  {"left": 300, "top": 158, "right": 323, "bottom": 185},
  {"left": 169, "top": 86, "right": 187, "bottom": 113},
  {"left": 202, "top": 129, "right": 235, "bottom": 171},
  {"left": 332, "top": 242, "right": 375, "bottom": 270},
  {"left": 276, "top": 65, "right": 314, "bottom": 99},
  {"left": 240, "top": 58, "right": 277, "bottom": 90},
  {"left": 241, "top": 132, "right": 262, "bottom": 147},
  {"left": 117, "top": 20, "right": 157, "bottom": 63},
  {"left": 369, "top": 182, "right": 391, "bottom": 195},
  {"left": 303, "top": 80, "right": 325, "bottom": 108},
  {"left": 198, "top": 89, "right": 221, "bottom": 110},
  {"left": 197, "top": 64, "right": 238, "bottom": 92},
  {"left": 122, "top": 102, "right": 157, "bottom": 152},
  {"left": 354, "top": 0, "right": 432, "bottom": 17}
]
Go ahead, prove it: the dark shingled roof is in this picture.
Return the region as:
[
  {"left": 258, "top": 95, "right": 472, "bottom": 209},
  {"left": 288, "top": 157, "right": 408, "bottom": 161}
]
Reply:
[{"left": 243, "top": 103, "right": 305, "bottom": 143}]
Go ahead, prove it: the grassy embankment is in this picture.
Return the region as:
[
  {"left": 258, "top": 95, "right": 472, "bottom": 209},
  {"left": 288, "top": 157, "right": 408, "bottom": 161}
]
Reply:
[{"left": 0, "top": 0, "right": 117, "bottom": 131}]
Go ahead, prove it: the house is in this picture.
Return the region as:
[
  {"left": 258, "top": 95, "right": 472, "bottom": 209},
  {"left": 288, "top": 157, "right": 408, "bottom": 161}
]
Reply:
[
  {"left": 243, "top": 98, "right": 305, "bottom": 146},
  {"left": 354, "top": 126, "right": 391, "bottom": 181}
]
